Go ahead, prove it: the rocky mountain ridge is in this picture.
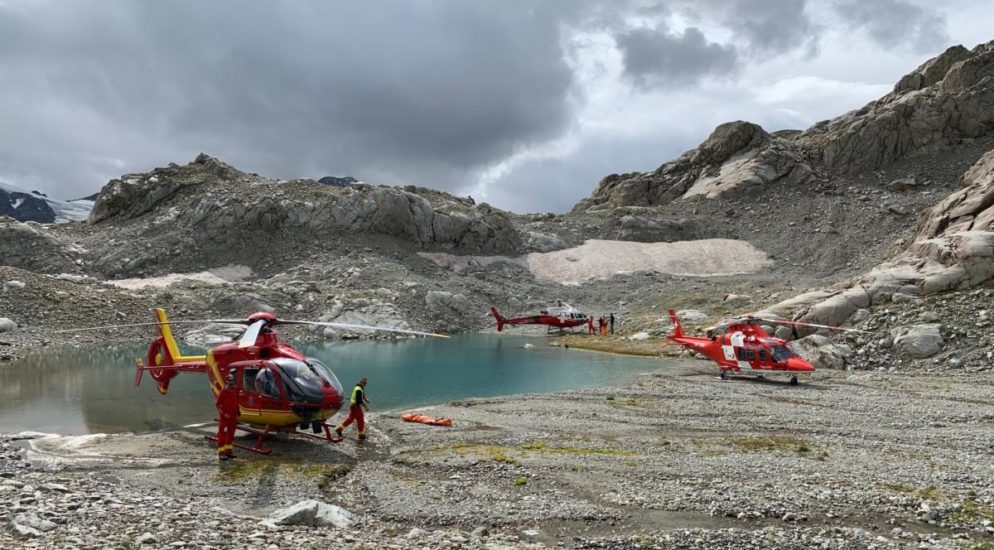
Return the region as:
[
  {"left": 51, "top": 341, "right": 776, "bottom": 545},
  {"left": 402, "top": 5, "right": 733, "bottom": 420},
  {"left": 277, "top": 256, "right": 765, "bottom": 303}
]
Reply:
[{"left": 575, "top": 40, "right": 994, "bottom": 212}]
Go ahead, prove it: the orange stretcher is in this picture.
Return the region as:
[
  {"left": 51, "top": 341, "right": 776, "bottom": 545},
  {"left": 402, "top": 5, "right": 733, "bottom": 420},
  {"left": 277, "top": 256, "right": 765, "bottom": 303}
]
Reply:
[{"left": 401, "top": 413, "right": 453, "bottom": 427}]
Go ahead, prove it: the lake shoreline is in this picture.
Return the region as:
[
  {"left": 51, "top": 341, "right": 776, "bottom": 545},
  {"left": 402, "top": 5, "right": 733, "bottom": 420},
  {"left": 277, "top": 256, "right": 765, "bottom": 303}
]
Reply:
[{"left": 4, "top": 363, "right": 993, "bottom": 548}]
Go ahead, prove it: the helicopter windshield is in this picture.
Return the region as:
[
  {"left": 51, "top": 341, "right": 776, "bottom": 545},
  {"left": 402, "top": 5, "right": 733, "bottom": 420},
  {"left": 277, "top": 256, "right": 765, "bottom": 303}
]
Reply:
[
  {"left": 770, "top": 345, "right": 797, "bottom": 362},
  {"left": 270, "top": 358, "right": 326, "bottom": 404},
  {"left": 305, "top": 357, "right": 343, "bottom": 398}
]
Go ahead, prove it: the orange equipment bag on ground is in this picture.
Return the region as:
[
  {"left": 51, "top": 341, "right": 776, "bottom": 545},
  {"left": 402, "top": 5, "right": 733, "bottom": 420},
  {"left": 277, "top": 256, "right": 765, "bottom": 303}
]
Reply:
[{"left": 401, "top": 413, "right": 453, "bottom": 427}]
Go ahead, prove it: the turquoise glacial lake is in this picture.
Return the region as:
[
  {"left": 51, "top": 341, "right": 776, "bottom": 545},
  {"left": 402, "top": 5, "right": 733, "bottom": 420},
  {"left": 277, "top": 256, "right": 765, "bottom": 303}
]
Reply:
[{"left": 0, "top": 334, "right": 668, "bottom": 435}]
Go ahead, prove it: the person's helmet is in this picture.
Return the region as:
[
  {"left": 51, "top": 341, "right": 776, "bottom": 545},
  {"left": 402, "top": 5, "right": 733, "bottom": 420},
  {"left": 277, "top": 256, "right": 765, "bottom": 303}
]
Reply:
[{"left": 226, "top": 368, "right": 237, "bottom": 380}]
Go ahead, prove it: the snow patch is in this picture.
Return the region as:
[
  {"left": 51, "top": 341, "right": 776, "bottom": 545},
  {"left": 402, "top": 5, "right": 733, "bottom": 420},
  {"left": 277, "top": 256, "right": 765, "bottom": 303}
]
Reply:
[
  {"left": 526, "top": 239, "right": 773, "bottom": 283},
  {"left": 106, "top": 265, "right": 254, "bottom": 289}
]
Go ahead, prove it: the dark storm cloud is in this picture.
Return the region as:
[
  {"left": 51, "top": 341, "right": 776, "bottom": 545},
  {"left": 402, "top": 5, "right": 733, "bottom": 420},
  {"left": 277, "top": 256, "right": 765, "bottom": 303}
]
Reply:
[
  {"left": 833, "top": 0, "right": 949, "bottom": 53},
  {"left": 615, "top": 26, "right": 739, "bottom": 88},
  {"left": 0, "top": 1, "right": 578, "bottom": 198},
  {"left": 721, "top": 0, "right": 820, "bottom": 56}
]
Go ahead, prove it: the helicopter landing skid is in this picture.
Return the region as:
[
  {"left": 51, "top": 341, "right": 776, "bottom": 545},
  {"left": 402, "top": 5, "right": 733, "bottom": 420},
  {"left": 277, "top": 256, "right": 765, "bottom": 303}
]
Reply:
[
  {"left": 204, "top": 432, "right": 274, "bottom": 455},
  {"left": 205, "top": 421, "right": 343, "bottom": 455}
]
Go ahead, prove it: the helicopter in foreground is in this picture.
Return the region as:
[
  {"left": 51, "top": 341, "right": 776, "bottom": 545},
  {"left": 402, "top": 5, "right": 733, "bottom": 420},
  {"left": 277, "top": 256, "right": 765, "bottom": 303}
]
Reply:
[
  {"left": 115, "top": 308, "right": 447, "bottom": 454},
  {"left": 666, "top": 309, "right": 865, "bottom": 385}
]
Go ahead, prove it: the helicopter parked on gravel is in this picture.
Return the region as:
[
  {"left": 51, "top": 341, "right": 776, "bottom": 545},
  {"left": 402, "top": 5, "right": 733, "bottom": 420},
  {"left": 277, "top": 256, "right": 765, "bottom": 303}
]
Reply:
[
  {"left": 491, "top": 300, "right": 591, "bottom": 334},
  {"left": 666, "top": 309, "right": 866, "bottom": 385},
  {"left": 63, "top": 308, "right": 446, "bottom": 454}
]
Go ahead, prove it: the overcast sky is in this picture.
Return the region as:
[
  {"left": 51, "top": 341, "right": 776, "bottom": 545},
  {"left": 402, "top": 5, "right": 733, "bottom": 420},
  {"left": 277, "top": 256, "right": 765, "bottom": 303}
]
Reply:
[{"left": 0, "top": 1, "right": 991, "bottom": 213}]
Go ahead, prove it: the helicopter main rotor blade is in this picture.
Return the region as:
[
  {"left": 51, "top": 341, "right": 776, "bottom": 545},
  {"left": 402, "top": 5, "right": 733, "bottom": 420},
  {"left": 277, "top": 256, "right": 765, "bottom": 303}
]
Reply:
[
  {"left": 278, "top": 320, "right": 449, "bottom": 339},
  {"left": 52, "top": 319, "right": 252, "bottom": 333},
  {"left": 769, "top": 319, "right": 870, "bottom": 334},
  {"left": 238, "top": 320, "right": 266, "bottom": 348}
]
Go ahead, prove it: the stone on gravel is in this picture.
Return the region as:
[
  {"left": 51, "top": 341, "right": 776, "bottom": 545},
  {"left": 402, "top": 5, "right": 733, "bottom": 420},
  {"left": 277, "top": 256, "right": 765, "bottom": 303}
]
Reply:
[
  {"left": 891, "top": 324, "right": 944, "bottom": 358},
  {"left": 0, "top": 318, "right": 16, "bottom": 333},
  {"left": 264, "top": 500, "right": 352, "bottom": 528}
]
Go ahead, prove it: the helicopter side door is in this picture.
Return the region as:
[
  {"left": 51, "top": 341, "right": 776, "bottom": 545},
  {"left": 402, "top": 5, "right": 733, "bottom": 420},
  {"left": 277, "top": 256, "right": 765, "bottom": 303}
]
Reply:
[{"left": 245, "top": 363, "right": 286, "bottom": 411}]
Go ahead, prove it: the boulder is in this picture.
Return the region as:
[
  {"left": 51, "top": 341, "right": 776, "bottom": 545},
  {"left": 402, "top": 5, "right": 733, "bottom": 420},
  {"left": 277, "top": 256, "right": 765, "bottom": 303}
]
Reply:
[
  {"left": 211, "top": 293, "right": 274, "bottom": 316},
  {"left": 263, "top": 500, "right": 352, "bottom": 528},
  {"left": 891, "top": 324, "right": 944, "bottom": 358},
  {"left": 675, "top": 309, "right": 708, "bottom": 322},
  {"left": 526, "top": 231, "right": 567, "bottom": 253},
  {"left": 789, "top": 334, "right": 851, "bottom": 370},
  {"left": 0, "top": 219, "right": 78, "bottom": 273},
  {"left": 0, "top": 318, "right": 17, "bottom": 333},
  {"left": 425, "top": 291, "right": 470, "bottom": 313},
  {"left": 181, "top": 324, "right": 244, "bottom": 347},
  {"left": 319, "top": 302, "right": 413, "bottom": 339}
]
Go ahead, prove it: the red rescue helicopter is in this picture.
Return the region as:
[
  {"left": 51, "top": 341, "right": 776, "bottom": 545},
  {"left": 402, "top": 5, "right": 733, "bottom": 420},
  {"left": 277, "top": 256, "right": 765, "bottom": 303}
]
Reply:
[
  {"left": 491, "top": 300, "right": 591, "bottom": 333},
  {"left": 666, "top": 309, "right": 865, "bottom": 385},
  {"left": 75, "top": 308, "right": 447, "bottom": 454}
]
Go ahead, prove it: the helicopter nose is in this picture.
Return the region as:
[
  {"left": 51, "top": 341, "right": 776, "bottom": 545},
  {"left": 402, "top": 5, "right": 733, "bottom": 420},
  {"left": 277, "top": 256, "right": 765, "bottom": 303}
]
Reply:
[
  {"left": 787, "top": 358, "right": 816, "bottom": 372},
  {"left": 324, "top": 386, "right": 342, "bottom": 410}
]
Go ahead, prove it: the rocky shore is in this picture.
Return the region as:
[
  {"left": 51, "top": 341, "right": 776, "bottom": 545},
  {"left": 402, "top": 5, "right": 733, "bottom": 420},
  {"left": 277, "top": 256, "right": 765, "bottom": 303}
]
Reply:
[{"left": 3, "top": 360, "right": 993, "bottom": 549}]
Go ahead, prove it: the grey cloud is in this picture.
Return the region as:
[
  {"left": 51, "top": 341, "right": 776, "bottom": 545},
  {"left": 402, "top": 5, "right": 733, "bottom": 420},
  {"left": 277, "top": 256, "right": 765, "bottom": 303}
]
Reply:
[
  {"left": 0, "top": 1, "right": 578, "bottom": 199},
  {"left": 615, "top": 26, "right": 739, "bottom": 88},
  {"left": 833, "top": 0, "right": 949, "bottom": 53},
  {"left": 722, "top": 0, "right": 820, "bottom": 56}
]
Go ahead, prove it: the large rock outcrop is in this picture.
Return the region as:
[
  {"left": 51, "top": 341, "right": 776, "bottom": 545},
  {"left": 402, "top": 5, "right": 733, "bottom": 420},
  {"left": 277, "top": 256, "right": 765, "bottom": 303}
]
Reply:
[
  {"left": 574, "top": 40, "right": 994, "bottom": 212},
  {"left": 0, "top": 218, "right": 79, "bottom": 273},
  {"left": 573, "top": 121, "right": 814, "bottom": 211},
  {"left": 89, "top": 154, "right": 523, "bottom": 256},
  {"left": 803, "top": 42, "right": 994, "bottom": 174},
  {"left": 763, "top": 144, "right": 994, "bottom": 332}
]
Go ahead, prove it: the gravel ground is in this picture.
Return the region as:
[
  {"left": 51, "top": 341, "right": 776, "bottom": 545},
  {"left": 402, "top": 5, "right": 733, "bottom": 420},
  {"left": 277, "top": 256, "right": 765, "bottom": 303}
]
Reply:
[{"left": 3, "top": 361, "right": 993, "bottom": 549}]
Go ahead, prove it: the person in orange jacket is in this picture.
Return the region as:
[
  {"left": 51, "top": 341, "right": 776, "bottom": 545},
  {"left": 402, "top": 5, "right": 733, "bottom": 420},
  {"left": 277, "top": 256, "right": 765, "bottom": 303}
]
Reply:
[
  {"left": 587, "top": 316, "right": 595, "bottom": 334},
  {"left": 215, "top": 369, "right": 240, "bottom": 460}
]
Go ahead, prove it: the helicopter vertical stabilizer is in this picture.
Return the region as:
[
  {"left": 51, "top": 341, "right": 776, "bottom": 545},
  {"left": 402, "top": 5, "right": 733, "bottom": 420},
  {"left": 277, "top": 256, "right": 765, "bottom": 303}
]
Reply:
[
  {"left": 491, "top": 307, "right": 506, "bottom": 332},
  {"left": 668, "top": 309, "right": 684, "bottom": 337}
]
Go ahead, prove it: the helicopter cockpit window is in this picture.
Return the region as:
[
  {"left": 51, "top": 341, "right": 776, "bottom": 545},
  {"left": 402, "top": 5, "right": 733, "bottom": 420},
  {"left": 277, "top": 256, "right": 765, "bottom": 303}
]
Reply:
[
  {"left": 306, "top": 357, "right": 344, "bottom": 398},
  {"left": 254, "top": 368, "right": 282, "bottom": 399},
  {"left": 770, "top": 346, "right": 797, "bottom": 362},
  {"left": 270, "top": 358, "right": 327, "bottom": 404},
  {"left": 758, "top": 349, "right": 768, "bottom": 363}
]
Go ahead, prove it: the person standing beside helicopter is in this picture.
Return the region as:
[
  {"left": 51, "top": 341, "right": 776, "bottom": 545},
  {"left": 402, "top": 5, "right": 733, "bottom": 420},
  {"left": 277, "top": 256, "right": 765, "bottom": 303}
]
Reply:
[
  {"left": 215, "top": 369, "right": 240, "bottom": 460},
  {"left": 336, "top": 377, "right": 369, "bottom": 440}
]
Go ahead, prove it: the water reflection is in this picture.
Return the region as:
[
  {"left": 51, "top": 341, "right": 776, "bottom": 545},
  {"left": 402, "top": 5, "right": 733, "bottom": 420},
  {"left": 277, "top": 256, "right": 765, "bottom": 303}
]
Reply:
[{"left": 0, "top": 335, "right": 666, "bottom": 435}]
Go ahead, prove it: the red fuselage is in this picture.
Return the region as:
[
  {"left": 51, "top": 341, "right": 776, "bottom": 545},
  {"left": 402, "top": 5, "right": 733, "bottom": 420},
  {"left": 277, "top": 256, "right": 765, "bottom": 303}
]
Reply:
[
  {"left": 667, "top": 310, "right": 815, "bottom": 375},
  {"left": 491, "top": 306, "right": 590, "bottom": 332}
]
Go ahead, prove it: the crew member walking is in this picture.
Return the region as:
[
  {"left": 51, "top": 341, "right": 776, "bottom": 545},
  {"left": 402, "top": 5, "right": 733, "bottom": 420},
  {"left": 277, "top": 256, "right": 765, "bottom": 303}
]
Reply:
[
  {"left": 609, "top": 313, "right": 615, "bottom": 334},
  {"left": 587, "top": 316, "right": 595, "bottom": 335},
  {"left": 216, "top": 369, "right": 239, "bottom": 460},
  {"left": 336, "top": 377, "right": 369, "bottom": 440}
]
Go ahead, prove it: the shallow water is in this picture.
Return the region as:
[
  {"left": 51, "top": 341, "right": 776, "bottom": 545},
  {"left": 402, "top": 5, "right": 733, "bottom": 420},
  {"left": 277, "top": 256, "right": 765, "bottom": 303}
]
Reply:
[{"left": 0, "top": 334, "right": 666, "bottom": 435}]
